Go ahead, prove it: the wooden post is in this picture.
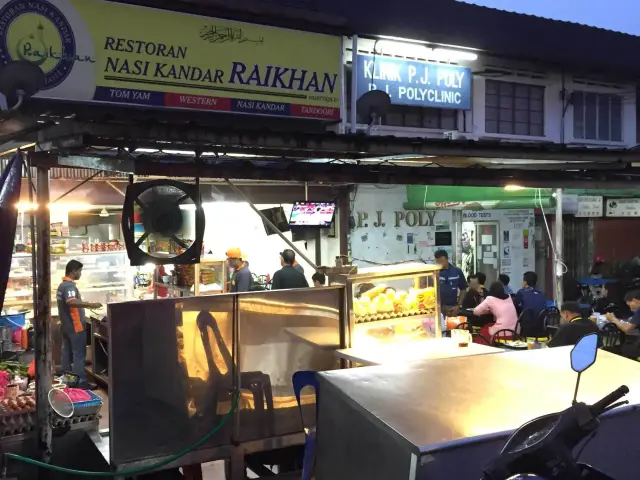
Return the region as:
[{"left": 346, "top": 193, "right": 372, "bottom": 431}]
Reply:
[{"left": 34, "top": 166, "right": 52, "bottom": 461}]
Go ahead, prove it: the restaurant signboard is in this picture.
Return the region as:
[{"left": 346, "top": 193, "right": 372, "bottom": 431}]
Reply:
[
  {"left": 0, "top": 0, "right": 342, "bottom": 119},
  {"left": 355, "top": 54, "right": 472, "bottom": 110}
]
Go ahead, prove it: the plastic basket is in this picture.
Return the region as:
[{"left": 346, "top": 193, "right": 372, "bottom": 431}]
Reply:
[{"left": 71, "top": 390, "right": 103, "bottom": 417}]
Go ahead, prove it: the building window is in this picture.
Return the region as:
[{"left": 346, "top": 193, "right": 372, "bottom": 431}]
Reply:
[
  {"left": 383, "top": 105, "right": 457, "bottom": 129},
  {"left": 572, "top": 91, "right": 622, "bottom": 142},
  {"left": 485, "top": 80, "right": 544, "bottom": 136},
  {"left": 346, "top": 69, "right": 458, "bottom": 130}
]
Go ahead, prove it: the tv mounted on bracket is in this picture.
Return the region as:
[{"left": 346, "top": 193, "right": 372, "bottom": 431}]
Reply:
[{"left": 289, "top": 202, "right": 336, "bottom": 228}]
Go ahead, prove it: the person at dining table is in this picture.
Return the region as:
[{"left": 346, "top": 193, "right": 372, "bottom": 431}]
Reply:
[
  {"left": 461, "top": 275, "right": 482, "bottom": 309},
  {"left": 547, "top": 302, "right": 599, "bottom": 348},
  {"left": 473, "top": 281, "right": 518, "bottom": 340},
  {"left": 603, "top": 289, "right": 640, "bottom": 359},
  {"left": 476, "top": 272, "right": 489, "bottom": 298}
]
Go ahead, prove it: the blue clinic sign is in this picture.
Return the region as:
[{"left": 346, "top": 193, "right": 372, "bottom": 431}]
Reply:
[{"left": 356, "top": 55, "right": 472, "bottom": 110}]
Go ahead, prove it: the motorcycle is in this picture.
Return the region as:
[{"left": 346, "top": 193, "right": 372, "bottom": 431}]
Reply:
[{"left": 482, "top": 333, "right": 629, "bottom": 480}]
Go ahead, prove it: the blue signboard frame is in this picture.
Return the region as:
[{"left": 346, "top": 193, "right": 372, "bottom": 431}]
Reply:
[{"left": 355, "top": 55, "right": 472, "bottom": 110}]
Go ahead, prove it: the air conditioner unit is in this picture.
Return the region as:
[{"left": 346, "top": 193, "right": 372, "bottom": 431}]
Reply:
[{"left": 443, "top": 131, "right": 466, "bottom": 140}]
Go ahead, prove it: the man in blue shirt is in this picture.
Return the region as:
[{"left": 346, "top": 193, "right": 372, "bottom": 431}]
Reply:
[
  {"left": 515, "top": 271, "right": 547, "bottom": 321},
  {"left": 434, "top": 249, "right": 467, "bottom": 316}
]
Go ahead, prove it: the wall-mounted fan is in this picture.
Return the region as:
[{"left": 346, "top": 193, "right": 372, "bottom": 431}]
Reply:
[{"left": 121, "top": 180, "right": 205, "bottom": 266}]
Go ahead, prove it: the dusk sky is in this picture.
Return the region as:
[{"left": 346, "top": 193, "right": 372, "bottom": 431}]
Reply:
[{"left": 459, "top": 0, "right": 640, "bottom": 36}]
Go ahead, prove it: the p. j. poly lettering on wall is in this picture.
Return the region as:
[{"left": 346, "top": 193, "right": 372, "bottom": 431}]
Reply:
[{"left": 350, "top": 185, "right": 454, "bottom": 266}]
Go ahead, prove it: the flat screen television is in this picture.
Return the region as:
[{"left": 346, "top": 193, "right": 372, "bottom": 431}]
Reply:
[
  {"left": 259, "top": 206, "right": 290, "bottom": 235},
  {"left": 289, "top": 202, "right": 336, "bottom": 227}
]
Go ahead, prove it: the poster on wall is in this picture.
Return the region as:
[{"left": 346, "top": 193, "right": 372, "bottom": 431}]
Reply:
[
  {"left": 462, "top": 209, "right": 535, "bottom": 285},
  {"left": 575, "top": 196, "right": 603, "bottom": 217},
  {"left": 605, "top": 198, "right": 640, "bottom": 217},
  {"left": 0, "top": 0, "right": 342, "bottom": 119}
]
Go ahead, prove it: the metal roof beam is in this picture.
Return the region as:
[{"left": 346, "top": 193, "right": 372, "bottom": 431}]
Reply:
[
  {"left": 29, "top": 152, "right": 640, "bottom": 189},
  {"left": 36, "top": 122, "right": 640, "bottom": 163}
]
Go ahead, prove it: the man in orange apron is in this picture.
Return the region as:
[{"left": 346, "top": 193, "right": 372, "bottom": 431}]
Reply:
[{"left": 56, "top": 260, "right": 102, "bottom": 389}]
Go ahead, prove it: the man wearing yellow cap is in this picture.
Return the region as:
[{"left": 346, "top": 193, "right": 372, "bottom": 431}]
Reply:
[{"left": 226, "top": 248, "right": 252, "bottom": 292}]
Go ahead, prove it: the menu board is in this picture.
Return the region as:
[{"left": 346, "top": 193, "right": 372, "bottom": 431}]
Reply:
[
  {"left": 575, "top": 196, "right": 603, "bottom": 218},
  {"left": 289, "top": 202, "right": 336, "bottom": 227},
  {"left": 605, "top": 198, "right": 640, "bottom": 217}
]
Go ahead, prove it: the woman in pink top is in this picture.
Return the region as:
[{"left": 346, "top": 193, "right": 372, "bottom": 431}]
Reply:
[{"left": 473, "top": 281, "right": 518, "bottom": 339}]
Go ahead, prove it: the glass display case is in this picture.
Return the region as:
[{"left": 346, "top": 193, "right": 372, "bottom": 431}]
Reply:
[
  {"left": 345, "top": 263, "right": 442, "bottom": 348},
  {"left": 4, "top": 254, "right": 34, "bottom": 313},
  {"left": 53, "top": 251, "right": 132, "bottom": 305},
  {"left": 145, "top": 257, "right": 229, "bottom": 300},
  {"left": 194, "top": 258, "right": 228, "bottom": 295},
  {"left": 4, "top": 251, "right": 133, "bottom": 316}
]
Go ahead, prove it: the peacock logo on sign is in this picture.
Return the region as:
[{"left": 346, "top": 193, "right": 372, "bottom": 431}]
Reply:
[{"left": 0, "top": 0, "right": 84, "bottom": 89}]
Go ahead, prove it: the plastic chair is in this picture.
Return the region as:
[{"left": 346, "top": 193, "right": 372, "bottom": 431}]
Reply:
[
  {"left": 292, "top": 371, "right": 319, "bottom": 480},
  {"left": 472, "top": 332, "right": 490, "bottom": 345},
  {"left": 490, "top": 328, "right": 523, "bottom": 348},
  {"left": 600, "top": 323, "right": 624, "bottom": 348}
]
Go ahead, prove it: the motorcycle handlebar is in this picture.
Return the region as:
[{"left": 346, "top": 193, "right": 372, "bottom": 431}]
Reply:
[{"left": 589, "top": 385, "right": 629, "bottom": 417}]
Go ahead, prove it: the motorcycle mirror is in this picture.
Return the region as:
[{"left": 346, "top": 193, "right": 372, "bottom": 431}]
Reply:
[
  {"left": 570, "top": 333, "right": 598, "bottom": 373},
  {"left": 570, "top": 333, "right": 599, "bottom": 404}
]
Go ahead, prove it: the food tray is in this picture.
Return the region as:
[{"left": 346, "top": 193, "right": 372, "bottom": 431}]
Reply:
[{"left": 71, "top": 390, "right": 103, "bottom": 417}]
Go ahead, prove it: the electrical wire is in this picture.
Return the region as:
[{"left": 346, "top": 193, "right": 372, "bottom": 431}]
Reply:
[
  {"left": 535, "top": 188, "right": 568, "bottom": 276},
  {"left": 5, "top": 390, "right": 240, "bottom": 477}
]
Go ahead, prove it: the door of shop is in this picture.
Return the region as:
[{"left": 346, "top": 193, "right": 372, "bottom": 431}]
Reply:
[{"left": 475, "top": 222, "right": 500, "bottom": 284}]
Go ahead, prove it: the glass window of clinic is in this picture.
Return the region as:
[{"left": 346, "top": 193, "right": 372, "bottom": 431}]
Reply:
[{"left": 347, "top": 66, "right": 460, "bottom": 129}]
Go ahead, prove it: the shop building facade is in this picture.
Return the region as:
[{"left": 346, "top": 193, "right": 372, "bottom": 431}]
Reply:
[{"left": 342, "top": 36, "right": 637, "bottom": 146}]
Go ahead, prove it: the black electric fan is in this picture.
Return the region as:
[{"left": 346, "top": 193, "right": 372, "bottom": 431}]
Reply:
[{"left": 121, "top": 180, "right": 205, "bottom": 266}]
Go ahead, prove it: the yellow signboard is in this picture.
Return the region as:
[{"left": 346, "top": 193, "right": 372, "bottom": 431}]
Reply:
[{"left": 0, "top": 0, "right": 342, "bottom": 119}]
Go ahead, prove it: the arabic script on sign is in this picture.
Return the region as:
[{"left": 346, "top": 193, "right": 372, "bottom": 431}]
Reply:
[{"left": 199, "top": 25, "right": 264, "bottom": 45}]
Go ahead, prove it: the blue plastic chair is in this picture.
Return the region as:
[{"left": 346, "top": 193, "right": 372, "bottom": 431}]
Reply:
[{"left": 292, "top": 371, "right": 320, "bottom": 480}]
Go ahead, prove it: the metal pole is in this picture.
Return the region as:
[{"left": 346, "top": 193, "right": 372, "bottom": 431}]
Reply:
[
  {"left": 224, "top": 179, "right": 318, "bottom": 270},
  {"left": 24, "top": 154, "right": 38, "bottom": 315},
  {"left": 554, "top": 188, "right": 563, "bottom": 306},
  {"left": 339, "top": 35, "right": 347, "bottom": 135},
  {"left": 35, "top": 166, "right": 52, "bottom": 462},
  {"left": 350, "top": 35, "right": 358, "bottom": 134}
]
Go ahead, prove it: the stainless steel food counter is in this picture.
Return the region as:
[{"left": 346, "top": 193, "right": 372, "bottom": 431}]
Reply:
[
  {"left": 316, "top": 347, "right": 640, "bottom": 480},
  {"left": 100, "top": 286, "right": 345, "bottom": 476}
]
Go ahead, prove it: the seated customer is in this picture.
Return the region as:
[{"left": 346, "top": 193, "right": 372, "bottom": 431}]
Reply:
[
  {"left": 476, "top": 272, "right": 489, "bottom": 298},
  {"left": 461, "top": 275, "right": 482, "bottom": 309},
  {"left": 515, "top": 271, "right": 547, "bottom": 320},
  {"left": 499, "top": 273, "right": 514, "bottom": 295},
  {"left": 461, "top": 275, "right": 493, "bottom": 328},
  {"left": 547, "top": 302, "right": 598, "bottom": 348},
  {"left": 473, "top": 281, "right": 518, "bottom": 339},
  {"left": 603, "top": 290, "right": 640, "bottom": 359}
]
